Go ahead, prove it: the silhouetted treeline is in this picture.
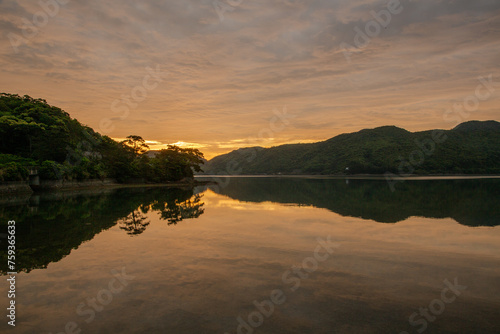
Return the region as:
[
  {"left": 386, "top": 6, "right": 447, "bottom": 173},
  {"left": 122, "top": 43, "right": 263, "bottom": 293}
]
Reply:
[{"left": 0, "top": 93, "right": 204, "bottom": 183}]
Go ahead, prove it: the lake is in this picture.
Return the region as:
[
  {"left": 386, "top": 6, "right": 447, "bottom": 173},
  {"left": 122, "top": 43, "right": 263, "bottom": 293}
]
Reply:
[{"left": 1, "top": 177, "right": 499, "bottom": 334}]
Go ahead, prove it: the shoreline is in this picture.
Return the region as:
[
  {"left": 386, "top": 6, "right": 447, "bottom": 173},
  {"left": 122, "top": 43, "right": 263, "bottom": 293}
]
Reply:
[
  {"left": 196, "top": 174, "right": 500, "bottom": 180},
  {"left": 2, "top": 174, "right": 498, "bottom": 195},
  {"left": 0, "top": 179, "right": 214, "bottom": 196}
]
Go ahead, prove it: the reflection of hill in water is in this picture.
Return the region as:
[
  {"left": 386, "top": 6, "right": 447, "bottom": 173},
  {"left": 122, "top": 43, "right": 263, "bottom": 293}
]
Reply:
[
  {"left": 0, "top": 187, "right": 204, "bottom": 274},
  {"left": 206, "top": 177, "right": 500, "bottom": 227},
  {"left": 1, "top": 179, "right": 497, "bottom": 274}
]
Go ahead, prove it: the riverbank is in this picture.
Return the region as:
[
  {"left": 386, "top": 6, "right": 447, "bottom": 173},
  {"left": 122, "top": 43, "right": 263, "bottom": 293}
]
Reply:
[
  {"left": 0, "top": 181, "right": 34, "bottom": 195},
  {"left": 197, "top": 174, "right": 500, "bottom": 180},
  {"left": 0, "top": 178, "right": 214, "bottom": 195}
]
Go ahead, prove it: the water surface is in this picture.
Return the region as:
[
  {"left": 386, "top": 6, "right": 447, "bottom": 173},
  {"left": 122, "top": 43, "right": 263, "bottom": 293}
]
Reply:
[{"left": 0, "top": 178, "right": 499, "bottom": 333}]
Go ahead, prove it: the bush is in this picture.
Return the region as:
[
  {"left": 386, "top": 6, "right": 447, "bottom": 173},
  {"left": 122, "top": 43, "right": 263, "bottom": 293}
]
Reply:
[
  {"left": 38, "top": 160, "right": 65, "bottom": 180},
  {"left": 0, "top": 162, "right": 29, "bottom": 182},
  {"left": 0, "top": 153, "right": 36, "bottom": 165}
]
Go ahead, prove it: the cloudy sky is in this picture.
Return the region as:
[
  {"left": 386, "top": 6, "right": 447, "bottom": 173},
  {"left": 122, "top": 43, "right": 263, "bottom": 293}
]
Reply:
[{"left": 1, "top": 0, "right": 499, "bottom": 158}]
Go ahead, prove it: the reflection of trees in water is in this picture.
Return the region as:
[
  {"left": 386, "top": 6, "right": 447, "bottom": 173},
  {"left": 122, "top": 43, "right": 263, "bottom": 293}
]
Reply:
[
  {"left": 113, "top": 191, "right": 205, "bottom": 233},
  {"left": 118, "top": 209, "right": 150, "bottom": 236},
  {"left": 118, "top": 192, "right": 205, "bottom": 233},
  {"left": 152, "top": 194, "right": 205, "bottom": 225},
  {"left": 0, "top": 187, "right": 205, "bottom": 274}
]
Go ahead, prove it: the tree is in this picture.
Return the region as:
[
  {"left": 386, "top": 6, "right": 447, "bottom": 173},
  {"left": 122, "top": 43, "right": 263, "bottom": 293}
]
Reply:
[
  {"left": 121, "top": 135, "right": 149, "bottom": 155},
  {"left": 150, "top": 145, "right": 205, "bottom": 181}
]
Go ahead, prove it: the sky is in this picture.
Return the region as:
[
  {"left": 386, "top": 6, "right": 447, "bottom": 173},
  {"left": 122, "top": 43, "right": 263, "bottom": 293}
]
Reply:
[{"left": 1, "top": 0, "right": 499, "bottom": 159}]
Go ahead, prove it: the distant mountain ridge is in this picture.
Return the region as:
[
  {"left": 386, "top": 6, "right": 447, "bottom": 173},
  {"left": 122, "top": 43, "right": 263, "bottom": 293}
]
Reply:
[{"left": 203, "top": 120, "right": 500, "bottom": 175}]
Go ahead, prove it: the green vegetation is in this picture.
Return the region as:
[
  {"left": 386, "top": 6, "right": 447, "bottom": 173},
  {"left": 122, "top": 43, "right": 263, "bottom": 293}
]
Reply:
[
  {"left": 204, "top": 121, "right": 500, "bottom": 175},
  {"left": 0, "top": 93, "right": 204, "bottom": 183}
]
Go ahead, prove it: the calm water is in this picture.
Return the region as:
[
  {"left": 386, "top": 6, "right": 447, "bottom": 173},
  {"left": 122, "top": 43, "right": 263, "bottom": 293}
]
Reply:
[{"left": 1, "top": 177, "right": 499, "bottom": 334}]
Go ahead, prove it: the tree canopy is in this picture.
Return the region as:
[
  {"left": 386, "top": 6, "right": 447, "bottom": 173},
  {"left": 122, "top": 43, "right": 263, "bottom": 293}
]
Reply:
[{"left": 0, "top": 93, "right": 204, "bottom": 183}]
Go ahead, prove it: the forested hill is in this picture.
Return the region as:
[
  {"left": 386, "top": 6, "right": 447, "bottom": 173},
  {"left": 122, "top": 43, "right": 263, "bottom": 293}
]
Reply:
[
  {"left": 0, "top": 93, "right": 204, "bottom": 183},
  {"left": 203, "top": 120, "right": 500, "bottom": 175}
]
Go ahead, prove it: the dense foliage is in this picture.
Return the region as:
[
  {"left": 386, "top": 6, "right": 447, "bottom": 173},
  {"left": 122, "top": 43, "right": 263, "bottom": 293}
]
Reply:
[
  {"left": 204, "top": 121, "right": 500, "bottom": 175},
  {"left": 0, "top": 93, "right": 204, "bottom": 183}
]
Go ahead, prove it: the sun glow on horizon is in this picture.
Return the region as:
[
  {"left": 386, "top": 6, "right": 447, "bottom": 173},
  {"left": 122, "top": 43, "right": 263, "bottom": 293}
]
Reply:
[{"left": 113, "top": 136, "right": 322, "bottom": 159}]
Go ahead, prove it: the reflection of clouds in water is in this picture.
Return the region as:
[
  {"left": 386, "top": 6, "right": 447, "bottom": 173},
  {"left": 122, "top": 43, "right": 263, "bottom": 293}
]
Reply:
[
  {"left": 11, "top": 193, "right": 500, "bottom": 333},
  {"left": 2, "top": 182, "right": 500, "bottom": 333},
  {"left": 201, "top": 188, "right": 320, "bottom": 211}
]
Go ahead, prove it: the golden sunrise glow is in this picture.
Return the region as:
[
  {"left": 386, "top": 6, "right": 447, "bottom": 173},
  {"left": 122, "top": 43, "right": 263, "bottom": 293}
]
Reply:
[
  {"left": 1, "top": 1, "right": 499, "bottom": 159},
  {"left": 114, "top": 137, "right": 320, "bottom": 159}
]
